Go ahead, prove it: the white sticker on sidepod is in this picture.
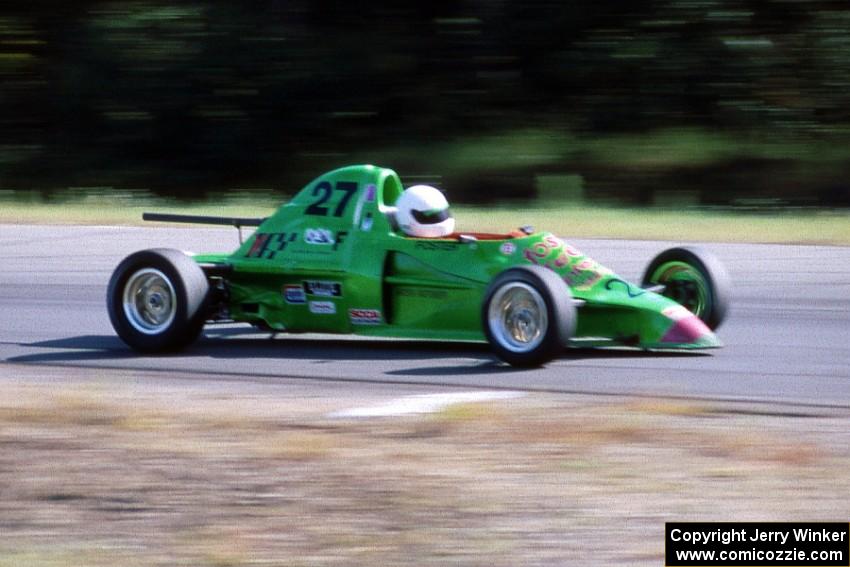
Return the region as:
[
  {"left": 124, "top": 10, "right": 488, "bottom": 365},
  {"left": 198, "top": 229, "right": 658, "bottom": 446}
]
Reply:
[
  {"left": 304, "top": 280, "right": 342, "bottom": 297},
  {"left": 349, "top": 308, "right": 381, "bottom": 325},
  {"left": 283, "top": 284, "right": 306, "bottom": 304},
  {"left": 309, "top": 301, "right": 336, "bottom": 315}
]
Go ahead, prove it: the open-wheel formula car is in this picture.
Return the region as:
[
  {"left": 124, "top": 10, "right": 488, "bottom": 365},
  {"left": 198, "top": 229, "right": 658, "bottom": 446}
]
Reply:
[{"left": 107, "top": 164, "right": 730, "bottom": 367}]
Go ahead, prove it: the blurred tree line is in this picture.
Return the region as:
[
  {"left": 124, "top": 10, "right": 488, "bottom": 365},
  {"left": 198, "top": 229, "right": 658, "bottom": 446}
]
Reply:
[{"left": 1, "top": 0, "right": 849, "bottom": 205}]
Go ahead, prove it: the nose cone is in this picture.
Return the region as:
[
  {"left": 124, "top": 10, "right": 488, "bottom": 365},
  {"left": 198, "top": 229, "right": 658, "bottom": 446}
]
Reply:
[{"left": 659, "top": 306, "right": 722, "bottom": 348}]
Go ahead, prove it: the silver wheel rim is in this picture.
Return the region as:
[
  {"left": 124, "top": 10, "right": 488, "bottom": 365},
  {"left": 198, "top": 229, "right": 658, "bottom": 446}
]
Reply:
[
  {"left": 122, "top": 268, "right": 177, "bottom": 335},
  {"left": 487, "top": 282, "right": 548, "bottom": 353}
]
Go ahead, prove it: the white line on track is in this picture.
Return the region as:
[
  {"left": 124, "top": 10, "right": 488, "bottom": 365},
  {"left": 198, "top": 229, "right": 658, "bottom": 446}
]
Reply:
[{"left": 329, "top": 391, "right": 526, "bottom": 418}]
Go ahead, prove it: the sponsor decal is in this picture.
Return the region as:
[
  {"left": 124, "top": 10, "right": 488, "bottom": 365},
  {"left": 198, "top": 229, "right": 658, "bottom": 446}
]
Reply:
[
  {"left": 521, "top": 233, "right": 611, "bottom": 291},
  {"left": 414, "top": 241, "right": 458, "bottom": 251},
  {"left": 360, "top": 212, "right": 374, "bottom": 232},
  {"left": 365, "top": 184, "right": 377, "bottom": 202},
  {"left": 309, "top": 300, "right": 336, "bottom": 315},
  {"left": 246, "top": 232, "right": 297, "bottom": 259},
  {"left": 303, "top": 280, "right": 342, "bottom": 297},
  {"left": 333, "top": 231, "right": 348, "bottom": 251},
  {"left": 304, "top": 228, "right": 335, "bottom": 245},
  {"left": 349, "top": 308, "right": 382, "bottom": 325},
  {"left": 283, "top": 284, "right": 306, "bottom": 304},
  {"left": 604, "top": 277, "right": 647, "bottom": 298},
  {"left": 499, "top": 242, "right": 516, "bottom": 255}
]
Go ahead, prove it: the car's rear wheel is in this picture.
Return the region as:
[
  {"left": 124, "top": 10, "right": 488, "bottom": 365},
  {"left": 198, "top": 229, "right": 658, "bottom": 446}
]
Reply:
[
  {"left": 482, "top": 265, "right": 575, "bottom": 367},
  {"left": 107, "top": 248, "right": 210, "bottom": 352},
  {"left": 641, "top": 246, "right": 730, "bottom": 330}
]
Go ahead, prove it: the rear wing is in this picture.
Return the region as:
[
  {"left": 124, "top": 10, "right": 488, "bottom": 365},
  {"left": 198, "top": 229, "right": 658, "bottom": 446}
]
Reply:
[{"left": 143, "top": 212, "right": 267, "bottom": 243}]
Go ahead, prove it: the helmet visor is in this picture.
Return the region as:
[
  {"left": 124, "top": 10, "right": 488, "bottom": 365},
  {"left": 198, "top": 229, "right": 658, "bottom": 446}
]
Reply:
[{"left": 411, "top": 208, "right": 452, "bottom": 225}]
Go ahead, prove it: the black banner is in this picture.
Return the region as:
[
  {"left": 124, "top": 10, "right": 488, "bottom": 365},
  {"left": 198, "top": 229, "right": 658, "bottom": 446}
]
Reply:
[{"left": 666, "top": 522, "right": 849, "bottom": 566}]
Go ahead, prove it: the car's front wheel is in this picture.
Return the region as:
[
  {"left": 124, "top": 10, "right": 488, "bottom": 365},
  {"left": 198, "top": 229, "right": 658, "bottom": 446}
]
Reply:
[
  {"left": 642, "top": 246, "right": 731, "bottom": 330},
  {"left": 482, "top": 265, "right": 576, "bottom": 367},
  {"left": 107, "top": 248, "right": 210, "bottom": 352}
]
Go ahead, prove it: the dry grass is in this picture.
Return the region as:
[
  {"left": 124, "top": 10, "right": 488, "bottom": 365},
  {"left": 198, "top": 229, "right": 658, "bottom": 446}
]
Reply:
[
  {"left": 460, "top": 205, "right": 850, "bottom": 245},
  {"left": 250, "top": 431, "right": 337, "bottom": 460},
  {"left": 1, "top": 379, "right": 849, "bottom": 566},
  {"left": 2, "top": 195, "right": 850, "bottom": 244}
]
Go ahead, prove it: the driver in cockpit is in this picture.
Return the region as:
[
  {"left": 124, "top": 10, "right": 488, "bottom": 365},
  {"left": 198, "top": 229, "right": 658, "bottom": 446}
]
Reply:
[{"left": 395, "top": 185, "right": 455, "bottom": 238}]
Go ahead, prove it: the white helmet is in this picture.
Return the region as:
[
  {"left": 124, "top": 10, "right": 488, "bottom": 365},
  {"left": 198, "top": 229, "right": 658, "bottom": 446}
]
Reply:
[{"left": 396, "top": 185, "right": 455, "bottom": 238}]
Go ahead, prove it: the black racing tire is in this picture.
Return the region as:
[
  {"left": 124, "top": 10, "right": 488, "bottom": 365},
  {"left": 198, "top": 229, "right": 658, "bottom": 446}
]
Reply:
[
  {"left": 641, "top": 246, "right": 731, "bottom": 330},
  {"left": 482, "top": 265, "right": 576, "bottom": 367},
  {"left": 107, "top": 248, "right": 210, "bottom": 352}
]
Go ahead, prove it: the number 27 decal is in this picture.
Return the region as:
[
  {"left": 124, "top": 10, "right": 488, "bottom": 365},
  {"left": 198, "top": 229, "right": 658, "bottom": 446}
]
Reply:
[{"left": 305, "top": 181, "right": 358, "bottom": 217}]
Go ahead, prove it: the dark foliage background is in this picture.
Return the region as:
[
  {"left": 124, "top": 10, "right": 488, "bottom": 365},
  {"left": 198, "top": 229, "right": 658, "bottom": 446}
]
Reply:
[{"left": 2, "top": 1, "right": 849, "bottom": 204}]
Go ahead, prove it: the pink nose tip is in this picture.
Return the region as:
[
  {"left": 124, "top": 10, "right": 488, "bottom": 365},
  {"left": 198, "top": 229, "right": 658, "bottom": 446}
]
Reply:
[{"left": 661, "top": 315, "right": 712, "bottom": 344}]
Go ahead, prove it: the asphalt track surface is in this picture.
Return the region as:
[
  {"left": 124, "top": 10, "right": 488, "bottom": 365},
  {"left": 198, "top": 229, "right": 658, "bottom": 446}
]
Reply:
[{"left": 1, "top": 224, "right": 849, "bottom": 407}]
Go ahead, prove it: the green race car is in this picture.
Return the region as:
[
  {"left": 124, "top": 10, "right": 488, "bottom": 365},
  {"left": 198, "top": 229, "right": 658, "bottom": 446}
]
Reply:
[{"left": 107, "top": 164, "right": 730, "bottom": 367}]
